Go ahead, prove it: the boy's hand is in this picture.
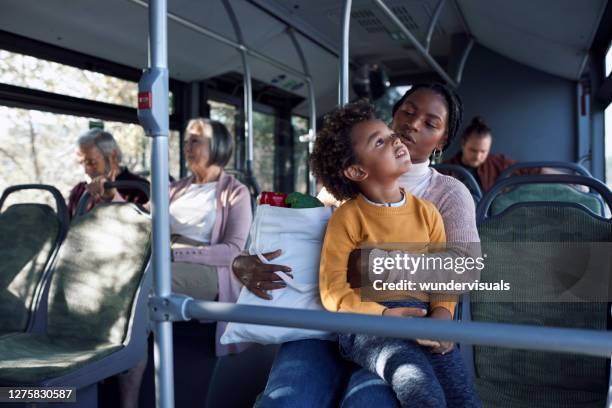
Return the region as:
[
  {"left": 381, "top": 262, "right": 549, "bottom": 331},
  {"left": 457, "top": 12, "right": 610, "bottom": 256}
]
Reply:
[
  {"left": 384, "top": 307, "right": 428, "bottom": 344},
  {"left": 382, "top": 307, "right": 454, "bottom": 353},
  {"left": 420, "top": 307, "right": 454, "bottom": 354}
]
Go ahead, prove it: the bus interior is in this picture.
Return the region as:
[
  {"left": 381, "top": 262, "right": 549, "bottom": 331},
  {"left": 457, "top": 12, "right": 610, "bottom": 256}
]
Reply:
[{"left": 1, "top": 0, "right": 612, "bottom": 407}]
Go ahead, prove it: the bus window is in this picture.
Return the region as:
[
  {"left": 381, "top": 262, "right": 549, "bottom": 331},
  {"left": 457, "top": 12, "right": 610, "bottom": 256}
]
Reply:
[
  {"left": 0, "top": 49, "right": 174, "bottom": 113},
  {"left": 253, "top": 111, "right": 275, "bottom": 192},
  {"left": 209, "top": 100, "right": 237, "bottom": 170},
  {"left": 0, "top": 106, "right": 180, "bottom": 206},
  {"left": 118, "top": 125, "right": 181, "bottom": 182},
  {"left": 0, "top": 106, "right": 84, "bottom": 205},
  {"left": 605, "top": 102, "right": 612, "bottom": 188},
  {"left": 292, "top": 115, "right": 309, "bottom": 194},
  {"left": 372, "top": 85, "right": 411, "bottom": 124},
  {"left": 606, "top": 43, "right": 612, "bottom": 78},
  {"left": 0, "top": 49, "right": 137, "bottom": 108},
  {"left": 605, "top": 44, "right": 612, "bottom": 188}
]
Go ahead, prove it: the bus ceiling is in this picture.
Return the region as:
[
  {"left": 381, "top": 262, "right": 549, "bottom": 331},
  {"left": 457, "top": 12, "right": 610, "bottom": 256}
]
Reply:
[{"left": 0, "top": 0, "right": 609, "bottom": 115}]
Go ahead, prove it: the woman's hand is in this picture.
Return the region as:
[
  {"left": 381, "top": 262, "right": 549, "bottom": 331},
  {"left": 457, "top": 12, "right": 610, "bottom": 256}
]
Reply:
[
  {"left": 232, "top": 249, "right": 293, "bottom": 300},
  {"left": 382, "top": 307, "right": 427, "bottom": 318}
]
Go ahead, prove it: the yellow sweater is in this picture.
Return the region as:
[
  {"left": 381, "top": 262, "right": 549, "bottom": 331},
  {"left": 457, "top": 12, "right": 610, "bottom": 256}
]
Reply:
[{"left": 319, "top": 192, "right": 456, "bottom": 316}]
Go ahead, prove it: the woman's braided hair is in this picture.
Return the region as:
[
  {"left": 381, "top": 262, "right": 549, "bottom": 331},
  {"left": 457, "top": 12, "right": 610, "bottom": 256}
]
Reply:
[
  {"left": 310, "top": 100, "right": 377, "bottom": 201},
  {"left": 391, "top": 82, "right": 463, "bottom": 151}
]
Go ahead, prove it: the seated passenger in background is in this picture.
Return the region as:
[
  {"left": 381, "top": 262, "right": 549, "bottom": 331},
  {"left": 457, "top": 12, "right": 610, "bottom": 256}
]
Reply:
[
  {"left": 445, "top": 116, "right": 539, "bottom": 192},
  {"left": 68, "top": 129, "right": 149, "bottom": 219},
  {"left": 310, "top": 101, "right": 480, "bottom": 408},
  {"left": 169, "top": 118, "right": 252, "bottom": 356},
  {"left": 70, "top": 129, "right": 150, "bottom": 407}
]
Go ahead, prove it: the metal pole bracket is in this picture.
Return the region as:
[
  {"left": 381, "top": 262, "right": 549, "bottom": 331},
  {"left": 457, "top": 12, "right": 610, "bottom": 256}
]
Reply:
[
  {"left": 137, "top": 67, "right": 169, "bottom": 137},
  {"left": 149, "top": 294, "right": 193, "bottom": 322}
]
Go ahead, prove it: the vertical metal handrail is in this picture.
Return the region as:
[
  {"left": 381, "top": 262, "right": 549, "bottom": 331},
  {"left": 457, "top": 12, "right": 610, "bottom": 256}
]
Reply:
[
  {"left": 455, "top": 37, "right": 474, "bottom": 84},
  {"left": 130, "top": 0, "right": 320, "bottom": 194},
  {"left": 608, "top": 305, "right": 612, "bottom": 408},
  {"left": 288, "top": 28, "right": 318, "bottom": 195},
  {"left": 222, "top": 0, "right": 259, "bottom": 194},
  {"left": 339, "top": 0, "right": 352, "bottom": 105},
  {"left": 146, "top": 1, "right": 174, "bottom": 407}
]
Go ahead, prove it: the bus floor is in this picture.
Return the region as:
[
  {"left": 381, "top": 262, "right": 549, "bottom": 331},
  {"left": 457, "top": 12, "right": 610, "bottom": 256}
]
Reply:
[{"left": 99, "top": 321, "right": 277, "bottom": 408}]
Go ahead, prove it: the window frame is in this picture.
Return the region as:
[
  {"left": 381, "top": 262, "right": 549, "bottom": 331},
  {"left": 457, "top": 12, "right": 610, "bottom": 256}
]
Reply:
[{"left": 0, "top": 30, "right": 185, "bottom": 130}]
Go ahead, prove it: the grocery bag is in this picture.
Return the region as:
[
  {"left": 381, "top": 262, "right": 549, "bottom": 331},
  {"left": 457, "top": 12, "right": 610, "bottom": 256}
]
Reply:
[{"left": 221, "top": 204, "right": 335, "bottom": 344}]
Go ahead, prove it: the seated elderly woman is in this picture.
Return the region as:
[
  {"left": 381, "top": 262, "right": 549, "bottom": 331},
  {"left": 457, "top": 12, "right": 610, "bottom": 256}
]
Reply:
[{"left": 170, "top": 118, "right": 252, "bottom": 356}]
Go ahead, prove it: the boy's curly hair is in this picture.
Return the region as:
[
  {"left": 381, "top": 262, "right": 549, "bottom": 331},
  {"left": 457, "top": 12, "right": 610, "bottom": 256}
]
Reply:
[{"left": 310, "top": 100, "right": 376, "bottom": 201}]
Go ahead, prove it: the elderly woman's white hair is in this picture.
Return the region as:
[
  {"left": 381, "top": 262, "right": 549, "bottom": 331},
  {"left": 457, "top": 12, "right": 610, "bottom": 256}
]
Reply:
[{"left": 77, "top": 129, "right": 123, "bottom": 165}]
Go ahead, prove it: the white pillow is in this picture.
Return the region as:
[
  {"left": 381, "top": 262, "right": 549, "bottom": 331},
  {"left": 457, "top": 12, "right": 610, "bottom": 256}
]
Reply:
[{"left": 221, "top": 204, "right": 335, "bottom": 345}]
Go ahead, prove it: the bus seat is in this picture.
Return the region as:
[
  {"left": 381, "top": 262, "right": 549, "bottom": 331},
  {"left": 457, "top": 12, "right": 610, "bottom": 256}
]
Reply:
[
  {"left": 0, "top": 185, "right": 68, "bottom": 336},
  {"left": 491, "top": 183, "right": 604, "bottom": 216},
  {"left": 470, "top": 204, "right": 611, "bottom": 408},
  {"left": 497, "top": 161, "right": 592, "bottom": 180},
  {"left": 225, "top": 168, "right": 260, "bottom": 212},
  {"left": 0, "top": 202, "right": 151, "bottom": 407},
  {"left": 432, "top": 163, "right": 483, "bottom": 203}
]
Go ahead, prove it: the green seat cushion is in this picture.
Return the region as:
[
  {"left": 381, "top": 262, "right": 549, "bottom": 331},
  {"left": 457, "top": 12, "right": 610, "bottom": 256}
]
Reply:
[
  {"left": 0, "top": 203, "right": 150, "bottom": 385},
  {"left": 47, "top": 203, "right": 151, "bottom": 345},
  {"left": 491, "top": 184, "right": 602, "bottom": 216},
  {"left": 473, "top": 206, "right": 612, "bottom": 408},
  {"left": 476, "top": 379, "right": 607, "bottom": 408},
  {"left": 0, "top": 333, "right": 120, "bottom": 384},
  {"left": 0, "top": 204, "right": 59, "bottom": 333}
]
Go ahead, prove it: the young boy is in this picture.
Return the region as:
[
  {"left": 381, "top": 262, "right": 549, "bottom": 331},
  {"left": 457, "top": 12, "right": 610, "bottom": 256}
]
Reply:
[{"left": 311, "top": 101, "right": 479, "bottom": 407}]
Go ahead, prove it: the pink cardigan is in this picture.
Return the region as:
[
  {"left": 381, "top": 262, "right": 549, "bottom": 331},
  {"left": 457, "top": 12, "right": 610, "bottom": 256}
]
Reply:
[{"left": 171, "top": 171, "right": 252, "bottom": 356}]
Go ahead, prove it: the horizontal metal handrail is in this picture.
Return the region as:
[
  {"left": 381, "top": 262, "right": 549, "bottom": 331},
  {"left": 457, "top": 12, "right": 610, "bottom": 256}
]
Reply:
[
  {"left": 128, "top": 0, "right": 311, "bottom": 82},
  {"left": 187, "top": 300, "right": 612, "bottom": 358},
  {"left": 371, "top": 0, "right": 457, "bottom": 87}
]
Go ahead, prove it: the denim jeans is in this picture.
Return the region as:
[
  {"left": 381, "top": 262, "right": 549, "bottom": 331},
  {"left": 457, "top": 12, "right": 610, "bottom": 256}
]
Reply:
[
  {"left": 258, "top": 339, "right": 349, "bottom": 408},
  {"left": 259, "top": 338, "right": 405, "bottom": 408},
  {"left": 258, "top": 302, "right": 479, "bottom": 408}
]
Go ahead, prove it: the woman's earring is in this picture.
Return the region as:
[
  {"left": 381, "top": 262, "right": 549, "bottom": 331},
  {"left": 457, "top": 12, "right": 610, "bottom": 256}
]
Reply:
[{"left": 431, "top": 148, "right": 443, "bottom": 164}]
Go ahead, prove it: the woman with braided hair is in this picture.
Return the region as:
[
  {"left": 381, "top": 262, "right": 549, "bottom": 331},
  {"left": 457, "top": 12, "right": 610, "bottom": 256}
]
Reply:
[{"left": 235, "top": 82, "right": 481, "bottom": 407}]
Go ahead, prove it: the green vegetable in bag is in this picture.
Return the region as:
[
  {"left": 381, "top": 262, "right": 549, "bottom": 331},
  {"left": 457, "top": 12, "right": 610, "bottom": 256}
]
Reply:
[{"left": 285, "top": 192, "right": 324, "bottom": 208}]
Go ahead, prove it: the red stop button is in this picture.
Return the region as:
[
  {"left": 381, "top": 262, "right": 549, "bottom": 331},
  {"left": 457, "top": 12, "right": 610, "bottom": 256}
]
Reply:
[{"left": 138, "top": 92, "right": 152, "bottom": 109}]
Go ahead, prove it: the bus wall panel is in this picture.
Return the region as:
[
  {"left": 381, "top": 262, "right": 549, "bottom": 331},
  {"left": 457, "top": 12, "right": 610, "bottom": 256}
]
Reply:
[{"left": 450, "top": 44, "right": 576, "bottom": 164}]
